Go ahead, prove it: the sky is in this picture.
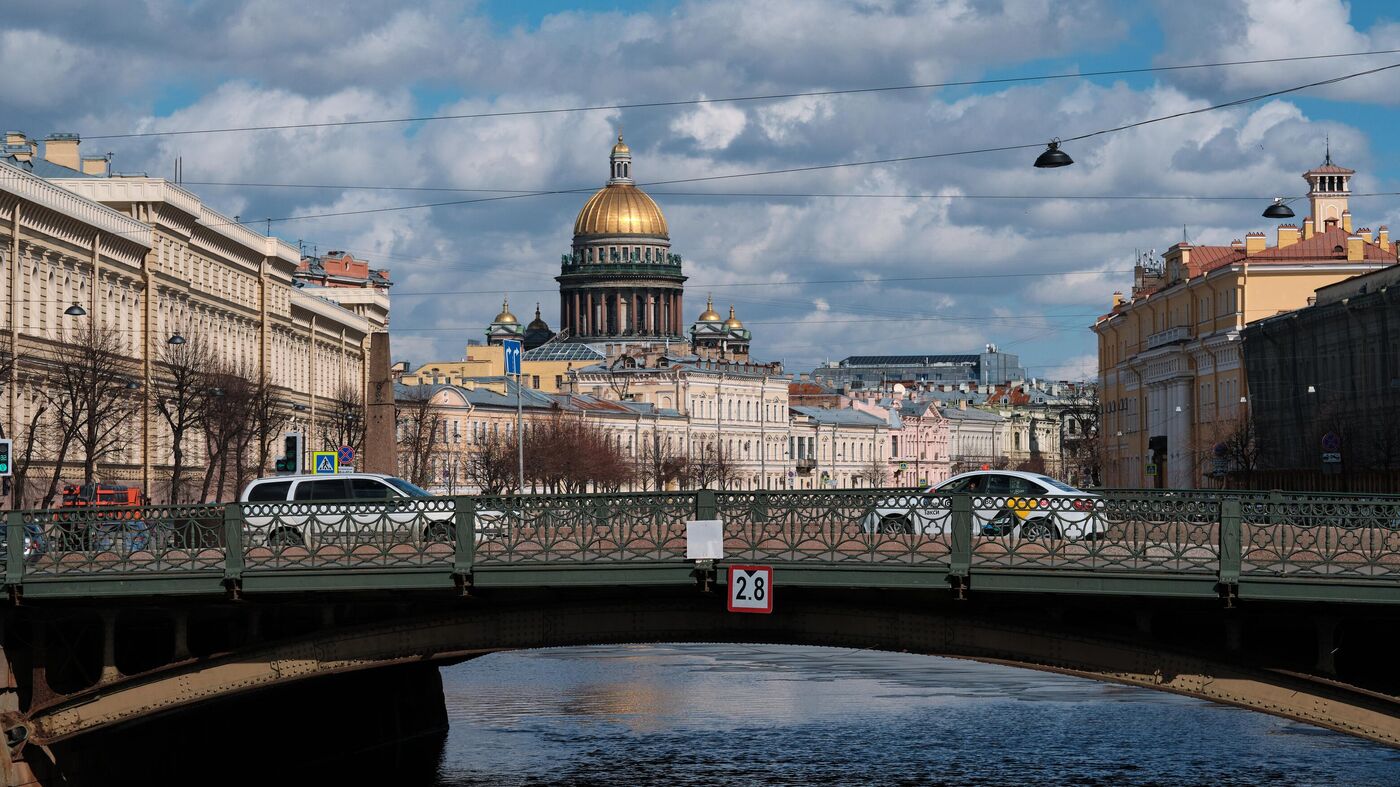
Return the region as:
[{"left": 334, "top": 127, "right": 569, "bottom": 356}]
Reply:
[{"left": 6, "top": 0, "right": 1400, "bottom": 380}]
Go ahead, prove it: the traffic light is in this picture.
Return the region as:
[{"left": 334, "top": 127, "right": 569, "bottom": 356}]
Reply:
[
  {"left": 0, "top": 439, "right": 11, "bottom": 477},
  {"left": 274, "top": 432, "right": 303, "bottom": 474}
]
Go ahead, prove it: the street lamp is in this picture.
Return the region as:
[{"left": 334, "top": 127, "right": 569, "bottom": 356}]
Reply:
[
  {"left": 167, "top": 332, "right": 186, "bottom": 346},
  {"left": 1262, "top": 198, "right": 1296, "bottom": 219},
  {"left": 64, "top": 302, "right": 87, "bottom": 317},
  {"left": 1034, "top": 139, "right": 1073, "bottom": 168}
]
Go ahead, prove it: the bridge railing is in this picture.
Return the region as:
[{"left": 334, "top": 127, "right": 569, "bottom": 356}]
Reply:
[
  {"left": 473, "top": 491, "right": 698, "bottom": 564},
  {"left": 3, "top": 488, "right": 1400, "bottom": 593}
]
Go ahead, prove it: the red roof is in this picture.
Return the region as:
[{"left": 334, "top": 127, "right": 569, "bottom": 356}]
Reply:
[
  {"left": 1248, "top": 226, "right": 1393, "bottom": 262},
  {"left": 1305, "top": 164, "right": 1354, "bottom": 175}
]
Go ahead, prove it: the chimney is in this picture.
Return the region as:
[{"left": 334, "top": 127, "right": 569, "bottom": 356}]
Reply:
[
  {"left": 1379, "top": 226, "right": 1390, "bottom": 251},
  {"left": 1358, "top": 227, "right": 1373, "bottom": 243},
  {"left": 1277, "top": 224, "right": 1299, "bottom": 248},
  {"left": 1342, "top": 209, "right": 1353, "bottom": 233},
  {"left": 43, "top": 133, "right": 81, "bottom": 171},
  {"left": 1303, "top": 217, "right": 1315, "bottom": 239},
  {"left": 1244, "top": 232, "right": 1266, "bottom": 255},
  {"left": 1111, "top": 291, "right": 1125, "bottom": 307},
  {"left": 1347, "top": 234, "right": 1364, "bottom": 261},
  {"left": 4, "top": 131, "right": 36, "bottom": 162},
  {"left": 80, "top": 156, "right": 108, "bottom": 177},
  {"left": 959, "top": 398, "right": 967, "bottom": 411}
]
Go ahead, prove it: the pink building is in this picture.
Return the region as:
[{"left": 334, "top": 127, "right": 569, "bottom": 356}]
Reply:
[{"left": 851, "top": 384, "right": 952, "bottom": 488}]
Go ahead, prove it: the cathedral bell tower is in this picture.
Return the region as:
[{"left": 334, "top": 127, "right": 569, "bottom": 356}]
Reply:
[{"left": 1305, "top": 142, "right": 1354, "bottom": 231}]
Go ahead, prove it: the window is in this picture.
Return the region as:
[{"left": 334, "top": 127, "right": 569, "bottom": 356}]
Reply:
[
  {"left": 532, "top": 375, "right": 540, "bottom": 388},
  {"left": 294, "top": 479, "right": 350, "bottom": 501},
  {"left": 247, "top": 480, "right": 292, "bottom": 502},
  {"left": 351, "top": 478, "right": 395, "bottom": 499}
]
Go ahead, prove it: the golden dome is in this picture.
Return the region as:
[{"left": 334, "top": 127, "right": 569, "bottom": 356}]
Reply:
[
  {"left": 698, "top": 295, "right": 722, "bottom": 322},
  {"left": 573, "top": 183, "right": 669, "bottom": 237},
  {"left": 611, "top": 133, "right": 630, "bottom": 156},
  {"left": 724, "top": 305, "right": 744, "bottom": 329},
  {"left": 492, "top": 297, "right": 517, "bottom": 324},
  {"left": 527, "top": 303, "right": 549, "bottom": 330}
]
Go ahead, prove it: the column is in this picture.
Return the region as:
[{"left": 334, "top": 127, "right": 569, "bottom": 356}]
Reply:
[
  {"left": 676, "top": 293, "right": 684, "bottom": 336},
  {"left": 645, "top": 291, "right": 655, "bottom": 334},
  {"left": 573, "top": 291, "right": 581, "bottom": 336},
  {"left": 584, "top": 291, "right": 593, "bottom": 336},
  {"left": 614, "top": 291, "right": 623, "bottom": 336}
]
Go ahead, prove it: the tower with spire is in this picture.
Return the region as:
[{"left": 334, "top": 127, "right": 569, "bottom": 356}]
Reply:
[{"left": 1304, "top": 138, "right": 1355, "bottom": 233}]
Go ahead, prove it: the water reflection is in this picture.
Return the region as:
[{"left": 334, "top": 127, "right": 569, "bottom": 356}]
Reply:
[{"left": 428, "top": 644, "right": 1400, "bottom": 787}]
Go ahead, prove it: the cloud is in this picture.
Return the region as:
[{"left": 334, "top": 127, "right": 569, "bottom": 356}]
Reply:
[{"left": 670, "top": 99, "right": 748, "bottom": 150}]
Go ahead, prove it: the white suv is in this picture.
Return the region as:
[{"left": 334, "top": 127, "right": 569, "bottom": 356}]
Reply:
[{"left": 238, "top": 473, "right": 456, "bottom": 547}]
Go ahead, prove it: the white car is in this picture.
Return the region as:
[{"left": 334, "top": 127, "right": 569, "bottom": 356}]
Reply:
[
  {"left": 865, "top": 470, "right": 1099, "bottom": 540},
  {"left": 238, "top": 473, "right": 457, "bottom": 547}
]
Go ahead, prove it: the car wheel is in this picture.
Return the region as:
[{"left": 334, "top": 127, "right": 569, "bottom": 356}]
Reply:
[
  {"left": 1020, "top": 518, "right": 1057, "bottom": 541},
  {"left": 269, "top": 527, "right": 304, "bottom": 548},
  {"left": 424, "top": 522, "right": 456, "bottom": 542},
  {"left": 878, "top": 515, "right": 913, "bottom": 535}
]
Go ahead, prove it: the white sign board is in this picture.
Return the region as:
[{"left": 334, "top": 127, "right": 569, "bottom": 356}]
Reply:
[
  {"left": 727, "top": 565, "right": 773, "bottom": 614},
  {"left": 685, "top": 519, "right": 724, "bottom": 560}
]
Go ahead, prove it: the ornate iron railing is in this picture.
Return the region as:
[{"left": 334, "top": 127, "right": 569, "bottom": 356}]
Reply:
[
  {"left": 2, "top": 488, "right": 1399, "bottom": 594},
  {"left": 15, "top": 503, "right": 225, "bottom": 576},
  {"left": 237, "top": 497, "right": 458, "bottom": 571},
  {"left": 474, "top": 491, "right": 697, "bottom": 564}
]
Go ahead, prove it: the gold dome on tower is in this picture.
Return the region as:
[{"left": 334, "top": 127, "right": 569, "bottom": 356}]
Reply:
[
  {"left": 698, "top": 295, "right": 722, "bottom": 322},
  {"left": 573, "top": 185, "right": 669, "bottom": 237},
  {"left": 492, "top": 297, "right": 517, "bottom": 324},
  {"left": 573, "top": 134, "right": 669, "bottom": 238},
  {"left": 724, "top": 305, "right": 743, "bottom": 329}
]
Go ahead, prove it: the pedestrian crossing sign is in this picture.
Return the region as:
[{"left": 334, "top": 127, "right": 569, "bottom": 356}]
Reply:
[{"left": 312, "top": 451, "right": 339, "bottom": 475}]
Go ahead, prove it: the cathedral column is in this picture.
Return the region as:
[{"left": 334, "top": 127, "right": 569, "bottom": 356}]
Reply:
[
  {"left": 672, "top": 292, "right": 681, "bottom": 336},
  {"left": 584, "top": 291, "right": 594, "bottom": 336},
  {"left": 645, "top": 291, "right": 655, "bottom": 334},
  {"left": 572, "top": 291, "right": 581, "bottom": 336},
  {"left": 676, "top": 293, "right": 683, "bottom": 336},
  {"left": 614, "top": 291, "right": 623, "bottom": 336}
]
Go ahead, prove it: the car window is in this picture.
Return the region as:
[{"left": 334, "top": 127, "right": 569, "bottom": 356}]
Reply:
[
  {"left": 247, "top": 480, "right": 292, "bottom": 502},
  {"left": 350, "top": 478, "right": 396, "bottom": 499},
  {"left": 1008, "top": 477, "right": 1038, "bottom": 496},
  {"left": 983, "top": 475, "right": 1013, "bottom": 495},
  {"left": 385, "top": 477, "right": 432, "bottom": 498},
  {"left": 293, "top": 479, "right": 351, "bottom": 501},
  {"left": 937, "top": 477, "right": 972, "bottom": 494},
  {"left": 1035, "top": 476, "right": 1079, "bottom": 493}
]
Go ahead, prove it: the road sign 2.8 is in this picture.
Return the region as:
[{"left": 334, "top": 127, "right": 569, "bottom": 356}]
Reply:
[{"left": 727, "top": 565, "right": 773, "bottom": 614}]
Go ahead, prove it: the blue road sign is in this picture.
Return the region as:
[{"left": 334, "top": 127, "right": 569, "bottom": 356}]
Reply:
[
  {"left": 337, "top": 445, "right": 355, "bottom": 465},
  {"left": 503, "top": 339, "right": 522, "bottom": 376},
  {"left": 312, "top": 451, "right": 339, "bottom": 475}
]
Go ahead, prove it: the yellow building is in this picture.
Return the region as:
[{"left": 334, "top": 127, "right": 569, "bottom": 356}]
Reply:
[{"left": 1094, "top": 156, "right": 1397, "bottom": 488}]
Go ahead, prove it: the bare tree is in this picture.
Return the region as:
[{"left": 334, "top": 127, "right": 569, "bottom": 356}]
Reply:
[
  {"left": 466, "top": 433, "right": 517, "bottom": 495},
  {"left": 247, "top": 379, "right": 285, "bottom": 479},
  {"left": 1060, "top": 382, "right": 1102, "bottom": 487},
  {"left": 397, "top": 385, "right": 442, "bottom": 488},
  {"left": 39, "top": 326, "right": 138, "bottom": 504},
  {"left": 687, "top": 442, "right": 737, "bottom": 490},
  {"left": 856, "top": 455, "right": 887, "bottom": 487},
  {"left": 319, "top": 383, "right": 366, "bottom": 457},
  {"left": 200, "top": 363, "right": 257, "bottom": 502},
  {"left": 1220, "top": 413, "right": 1262, "bottom": 483},
  {"left": 636, "top": 430, "right": 687, "bottom": 491},
  {"left": 154, "top": 336, "right": 215, "bottom": 503}
]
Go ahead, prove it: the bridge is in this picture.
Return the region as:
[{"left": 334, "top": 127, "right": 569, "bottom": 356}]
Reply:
[{"left": 0, "top": 487, "right": 1398, "bottom": 783}]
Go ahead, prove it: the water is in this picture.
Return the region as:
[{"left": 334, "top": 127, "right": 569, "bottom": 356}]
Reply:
[{"left": 422, "top": 644, "right": 1399, "bottom": 786}]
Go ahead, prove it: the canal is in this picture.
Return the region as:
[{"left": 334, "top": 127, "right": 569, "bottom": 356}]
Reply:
[{"left": 417, "top": 644, "right": 1400, "bottom": 786}]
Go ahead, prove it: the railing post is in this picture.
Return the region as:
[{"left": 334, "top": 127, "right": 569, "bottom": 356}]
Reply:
[
  {"left": 696, "top": 488, "right": 718, "bottom": 521},
  {"left": 6, "top": 511, "right": 26, "bottom": 590},
  {"left": 454, "top": 496, "right": 475, "bottom": 579},
  {"left": 949, "top": 493, "right": 972, "bottom": 597},
  {"left": 222, "top": 502, "right": 244, "bottom": 590},
  {"left": 1218, "top": 498, "right": 1241, "bottom": 599}
]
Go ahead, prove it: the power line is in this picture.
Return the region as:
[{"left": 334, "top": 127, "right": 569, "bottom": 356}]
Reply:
[
  {"left": 185, "top": 179, "right": 1400, "bottom": 203},
  {"left": 386, "top": 268, "right": 1135, "bottom": 298},
  {"left": 168, "top": 61, "right": 1400, "bottom": 230},
  {"left": 85, "top": 48, "right": 1400, "bottom": 140}
]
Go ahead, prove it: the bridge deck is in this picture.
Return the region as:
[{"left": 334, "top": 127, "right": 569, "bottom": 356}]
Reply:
[{"left": 3, "top": 489, "right": 1398, "bottom": 603}]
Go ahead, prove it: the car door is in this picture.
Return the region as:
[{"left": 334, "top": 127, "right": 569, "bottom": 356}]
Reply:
[
  {"left": 294, "top": 478, "right": 351, "bottom": 544},
  {"left": 349, "top": 477, "right": 413, "bottom": 539},
  {"left": 974, "top": 474, "right": 1015, "bottom": 534}
]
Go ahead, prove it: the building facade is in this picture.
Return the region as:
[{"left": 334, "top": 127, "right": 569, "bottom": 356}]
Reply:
[
  {"left": 2, "top": 133, "right": 385, "bottom": 503},
  {"left": 1242, "top": 264, "right": 1400, "bottom": 474},
  {"left": 1094, "top": 156, "right": 1397, "bottom": 489}
]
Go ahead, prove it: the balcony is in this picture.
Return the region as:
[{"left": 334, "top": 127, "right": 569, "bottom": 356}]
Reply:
[
  {"left": 1144, "top": 325, "right": 1191, "bottom": 350},
  {"left": 796, "top": 457, "right": 817, "bottom": 473}
]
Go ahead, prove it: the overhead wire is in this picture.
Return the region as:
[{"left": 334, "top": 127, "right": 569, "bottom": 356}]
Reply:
[{"left": 85, "top": 48, "right": 1400, "bottom": 140}]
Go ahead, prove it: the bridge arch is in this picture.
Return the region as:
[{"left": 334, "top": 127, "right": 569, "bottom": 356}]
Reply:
[{"left": 13, "top": 586, "right": 1400, "bottom": 753}]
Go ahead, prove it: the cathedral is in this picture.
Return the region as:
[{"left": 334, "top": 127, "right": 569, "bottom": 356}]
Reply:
[{"left": 487, "top": 135, "right": 753, "bottom": 361}]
